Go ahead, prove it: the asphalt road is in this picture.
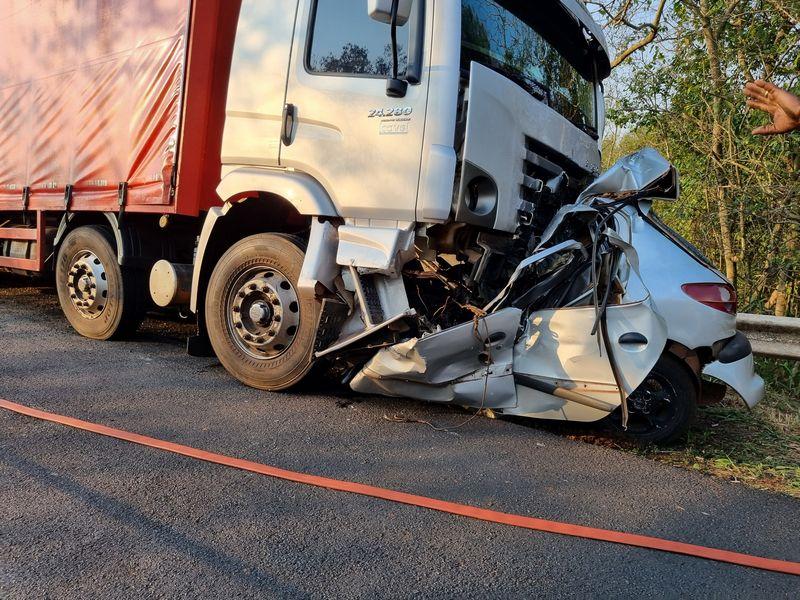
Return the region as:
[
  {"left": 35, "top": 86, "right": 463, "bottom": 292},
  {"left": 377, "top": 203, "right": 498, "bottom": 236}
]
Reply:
[{"left": 1, "top": 276, "right": 798, "bottom": 599}]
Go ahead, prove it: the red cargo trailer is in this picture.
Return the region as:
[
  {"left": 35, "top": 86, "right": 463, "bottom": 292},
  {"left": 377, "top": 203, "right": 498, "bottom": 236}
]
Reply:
[{"left": 0, "top": 0, "right": 239, "bottom": 272}]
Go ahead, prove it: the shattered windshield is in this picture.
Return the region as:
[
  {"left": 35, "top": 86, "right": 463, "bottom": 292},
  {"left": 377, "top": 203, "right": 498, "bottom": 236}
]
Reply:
[{"left": 461, "top": 0, "right": 597, "bottom": 134}]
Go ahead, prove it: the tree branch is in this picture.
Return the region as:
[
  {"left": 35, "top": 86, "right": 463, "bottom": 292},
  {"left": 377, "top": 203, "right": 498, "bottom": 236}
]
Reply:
[
  {"left": 762, "top": 0, "right": 800, "bottom": 27},
  {"left": 610, "top": 0, "right": 668, "bottom": 68},
  {"left": 716, "top": 0, "right": 744, "bottom": 36}
]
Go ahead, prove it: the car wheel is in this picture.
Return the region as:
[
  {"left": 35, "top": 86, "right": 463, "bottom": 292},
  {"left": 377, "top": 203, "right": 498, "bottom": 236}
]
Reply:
[{"left": 609, "top": 353, "right": 697, "bottom": 445}]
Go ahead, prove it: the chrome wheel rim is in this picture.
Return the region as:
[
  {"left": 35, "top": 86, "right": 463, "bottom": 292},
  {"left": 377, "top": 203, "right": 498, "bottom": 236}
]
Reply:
[
  {"left": 226, "top": 266, "right": 300, "bottom": 359},
  {"left": 66, "top": 250, "right": 109, "bottom": 319}
]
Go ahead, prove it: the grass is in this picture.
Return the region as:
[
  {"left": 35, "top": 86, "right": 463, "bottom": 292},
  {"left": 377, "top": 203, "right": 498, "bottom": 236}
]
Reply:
[{"left": 644, "top": 389, "right": 800, "bottom": 497}]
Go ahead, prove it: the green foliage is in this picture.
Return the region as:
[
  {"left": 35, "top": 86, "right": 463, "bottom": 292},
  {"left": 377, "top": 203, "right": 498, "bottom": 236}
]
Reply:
[
  {"left": 756, "top": 357, "right": 800, "bottom": 395},
  {"left": 599, "top": 0, "right": 800, "bottom": 316},
  {"left": 656, "top": 388, "right": 800, "bottom": 497}
]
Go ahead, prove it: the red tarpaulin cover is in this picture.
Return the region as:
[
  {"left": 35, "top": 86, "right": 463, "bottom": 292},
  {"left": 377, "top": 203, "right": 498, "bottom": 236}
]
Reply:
[{"left": 0, "top": 0, "right": 238, "bottom": 217}]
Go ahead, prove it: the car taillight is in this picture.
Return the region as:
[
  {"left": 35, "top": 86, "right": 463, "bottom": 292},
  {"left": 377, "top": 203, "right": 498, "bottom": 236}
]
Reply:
[{"left": 681, "top": 283, "right": 738, "bottom": 314}]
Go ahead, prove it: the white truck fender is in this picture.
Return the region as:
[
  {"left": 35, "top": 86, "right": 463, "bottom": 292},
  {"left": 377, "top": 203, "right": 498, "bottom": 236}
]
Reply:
[
  {"left": 190, "top": 205, "right": 229, "bottom": 313},
  {"left": 190, "top": 168, "right": 339, "bottom": 313},
  {"left": 216, "top": 167, "right": 338, "bottom": 216}
]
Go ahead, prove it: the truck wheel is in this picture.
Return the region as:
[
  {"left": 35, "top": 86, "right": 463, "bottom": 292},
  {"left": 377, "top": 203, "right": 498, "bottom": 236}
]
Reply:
[
  {"left": 205, "top": 234, "right": 321, "bottom": 391},
  {"left": 55, "top": 225, "right": 145, "bottom": 340},
  {"left": 609, "top": 353, "right": 697, "bottom": 445}
]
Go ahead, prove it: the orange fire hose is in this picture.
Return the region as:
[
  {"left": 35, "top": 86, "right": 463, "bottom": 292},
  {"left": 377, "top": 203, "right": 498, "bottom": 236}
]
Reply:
[{"left": 1, "top": 398, "right": 798, "bottom": 577}]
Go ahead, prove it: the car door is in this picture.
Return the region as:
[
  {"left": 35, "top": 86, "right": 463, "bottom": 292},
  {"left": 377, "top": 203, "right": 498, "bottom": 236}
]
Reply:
[
  {"left": 221, "top": 0, "right": 300, "bottom": 169},
  {"left": 512, "top": 286, "right": 668, "bottom": 422},
  {"left": 280, "top": 0, "right": 430, "bottom": 222}
]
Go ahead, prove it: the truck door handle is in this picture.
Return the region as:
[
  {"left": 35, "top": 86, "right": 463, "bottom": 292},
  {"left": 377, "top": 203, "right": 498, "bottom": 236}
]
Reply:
[{"left": 282, "top": 103, "right": 296, "bottom": 147}]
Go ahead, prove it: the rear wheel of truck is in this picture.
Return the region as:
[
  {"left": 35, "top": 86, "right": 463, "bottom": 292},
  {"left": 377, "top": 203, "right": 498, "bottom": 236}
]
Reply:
[
  {"left": 205, "top": 234, "right": 321, "bottom": 391},
  {"left": 609, "top": 353, "right": 697, "bottom": 445},
  {"left": 55, "top": 225, "right": 145, "bottom": 340}
]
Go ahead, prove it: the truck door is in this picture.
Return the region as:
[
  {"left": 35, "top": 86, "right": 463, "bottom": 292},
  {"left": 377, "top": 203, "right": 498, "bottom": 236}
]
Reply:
[
  {"left": 281, "top": 0, "right": 430, "bottom": 222},
  {"left": 222, "top": 0, "right": 300, "bottom": 168}
]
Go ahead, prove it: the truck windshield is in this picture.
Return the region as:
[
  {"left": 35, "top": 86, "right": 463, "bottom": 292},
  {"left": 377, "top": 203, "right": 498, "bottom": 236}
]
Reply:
[{"left": 461, "top": 0, "right": 597, "bottom": 135}]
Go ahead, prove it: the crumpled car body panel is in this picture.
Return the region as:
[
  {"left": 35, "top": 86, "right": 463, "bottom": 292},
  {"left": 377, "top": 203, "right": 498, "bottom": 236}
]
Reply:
[
  {"left": 350, "top": 308, "right": 521, "bottom": 409},
  {"left": 507, "top": 298, "right": 668, "bottom": 422},
  {"left": 703, "top": 354, "right": 765, "bottom": 409},
  {"left": 349, "top": 148, "right": 763, "bottom": 424}
]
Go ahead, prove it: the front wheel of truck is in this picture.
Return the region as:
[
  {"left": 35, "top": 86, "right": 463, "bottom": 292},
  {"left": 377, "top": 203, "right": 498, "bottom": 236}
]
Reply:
[
  {"left": 55, "top": 225, "right": 146, "bottom": 340},
  {"left": 205, "top": 233, "right": 321, "bottom": 391}
]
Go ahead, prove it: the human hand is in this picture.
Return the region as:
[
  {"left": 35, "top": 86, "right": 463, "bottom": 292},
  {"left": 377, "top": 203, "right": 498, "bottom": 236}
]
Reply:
[{"left": 744, "top": 80, "right": 800, "bottom": 135}]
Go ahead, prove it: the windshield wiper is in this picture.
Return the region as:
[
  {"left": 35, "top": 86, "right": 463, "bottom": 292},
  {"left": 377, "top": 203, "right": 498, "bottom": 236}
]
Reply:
[
  {"left": 527, "top": 81, "right": 549, "bottom": 103},
  {"left": 519, "top": 73, "right": 550, "bottom": 103}
]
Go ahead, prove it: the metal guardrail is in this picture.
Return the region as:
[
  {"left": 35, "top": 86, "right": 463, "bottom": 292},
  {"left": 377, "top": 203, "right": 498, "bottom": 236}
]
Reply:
[{"left": 737, "top": 313, "right": 800, "bottom": 361}]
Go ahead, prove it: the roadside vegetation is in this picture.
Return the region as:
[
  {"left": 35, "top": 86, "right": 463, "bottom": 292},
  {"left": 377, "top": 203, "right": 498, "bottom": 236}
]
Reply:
[
  {"left": 646, "top": 363, "right": 799, "bottom": 498},
  {"left": 592, "top": 0, "right": 799, "bottom": 317},
  {"left": 575, "top": 1, "right": 800, "bottom": 496}
]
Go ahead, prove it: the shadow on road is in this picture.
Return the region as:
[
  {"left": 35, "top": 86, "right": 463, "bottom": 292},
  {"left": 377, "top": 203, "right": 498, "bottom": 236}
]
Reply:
[{"left": 0, "top": 447, "right": 297, "bottom": 594}]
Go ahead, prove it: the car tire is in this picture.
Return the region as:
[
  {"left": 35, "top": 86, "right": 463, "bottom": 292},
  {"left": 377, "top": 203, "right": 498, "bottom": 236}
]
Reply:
[
  {"left": 205, "top": 233, "right": 321, "bottom": 391},
  {"left": 55, "top": 225, "right": 146, "bottom": 340},
  {"left": 609, "top": 353, "right": 697, "bottom": 445}
]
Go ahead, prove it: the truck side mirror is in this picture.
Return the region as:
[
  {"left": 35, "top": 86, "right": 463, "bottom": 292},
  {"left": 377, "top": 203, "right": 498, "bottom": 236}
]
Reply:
[
  {"left": 368, "top": 0, "right": 415, "bottom": 98},
  {"left": 368, "top": 0, "right": 413, "bottom": 26}
]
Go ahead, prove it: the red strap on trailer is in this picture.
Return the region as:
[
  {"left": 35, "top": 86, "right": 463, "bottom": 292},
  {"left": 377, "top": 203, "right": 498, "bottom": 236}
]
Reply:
[{"left": 2, "top": 398, "right": 798, "bottom": 577}]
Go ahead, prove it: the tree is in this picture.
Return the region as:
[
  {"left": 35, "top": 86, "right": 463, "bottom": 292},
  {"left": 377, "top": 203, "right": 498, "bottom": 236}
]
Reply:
[
  {"left": 587, "top": 0, "right": 669, "bottom": 67},
  {"left": 314, "top": 43, "right": 373, "bottom": 74},
  {"left": 599, "top": 0, "right": 800, "bottom": 316}
]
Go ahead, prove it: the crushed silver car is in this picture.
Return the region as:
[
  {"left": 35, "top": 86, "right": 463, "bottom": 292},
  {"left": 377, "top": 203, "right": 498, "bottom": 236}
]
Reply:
[{"left": 343, "top": 147, "right": 764, "bottom": 444}]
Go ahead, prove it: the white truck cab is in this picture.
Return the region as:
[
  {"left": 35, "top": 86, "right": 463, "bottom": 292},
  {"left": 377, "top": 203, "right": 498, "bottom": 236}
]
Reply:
[{"left": 216, "top": 0, "right": 607, "bottom": 225}]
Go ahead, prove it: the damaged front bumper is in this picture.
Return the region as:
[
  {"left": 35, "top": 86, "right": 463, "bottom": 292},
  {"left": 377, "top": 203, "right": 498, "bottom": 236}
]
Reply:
[{"left": 702, "top": 332, "right": 765, "bottom": 408}]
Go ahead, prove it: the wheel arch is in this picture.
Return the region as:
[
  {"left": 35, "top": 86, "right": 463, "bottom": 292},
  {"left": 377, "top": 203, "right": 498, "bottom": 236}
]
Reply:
[
  {"left": 191, "top": 169, "right": 338, "bottom": 317},
  {"left": 216, "top": 167, "right": 338, "bottom": 218},
  {"left": 190, "top": 192, "right": 330, "bottom": 318},
  {"left": 54, "top": 213, "right": 124, "bottom": 264},
  {"left": 665, "top": 340, "right": 705, "bottom": 394}
]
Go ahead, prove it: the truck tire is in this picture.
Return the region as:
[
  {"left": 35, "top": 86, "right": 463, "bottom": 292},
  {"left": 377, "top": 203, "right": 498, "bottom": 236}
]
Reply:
[
  {"left": 609, "top": 353, "right": 697, "bottom": 445},
  {"left": 205, "top": 233, "right": 322, "bottom": 391},
  {"left": 55, "top": 225, "right": 146, "bottom": 340}
]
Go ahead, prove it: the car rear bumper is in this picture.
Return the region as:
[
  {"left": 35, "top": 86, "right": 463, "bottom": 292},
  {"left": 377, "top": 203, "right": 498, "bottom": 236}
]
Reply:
[{"left": 702, "top": 333, "right": 765, "bottom": 408}]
